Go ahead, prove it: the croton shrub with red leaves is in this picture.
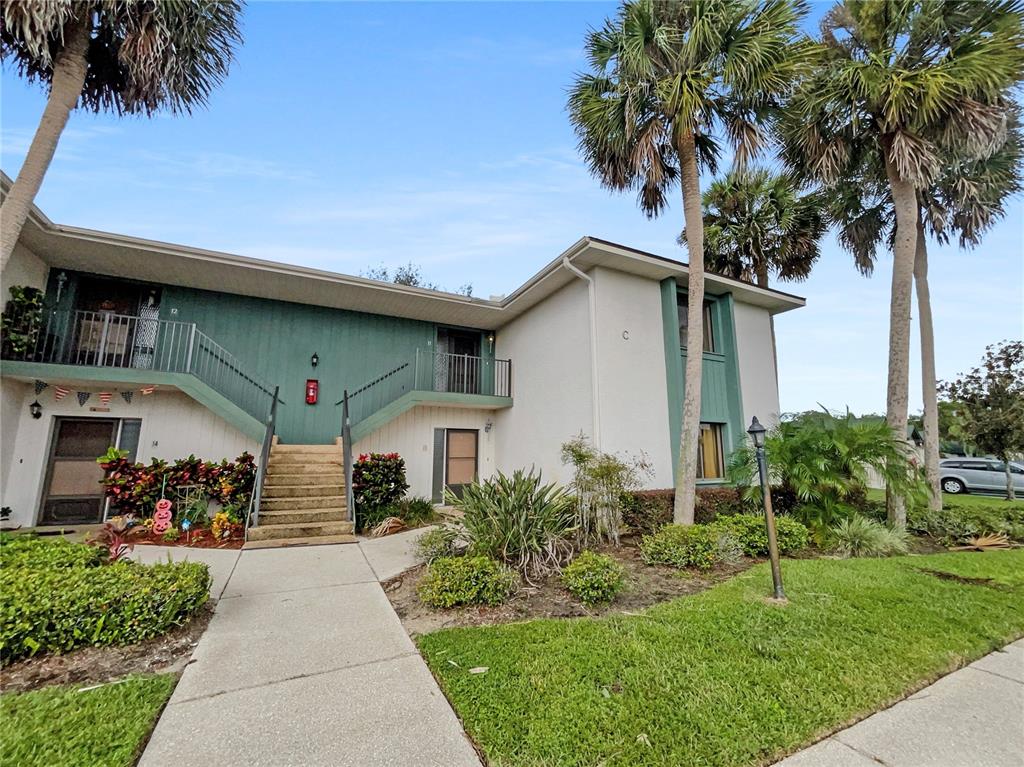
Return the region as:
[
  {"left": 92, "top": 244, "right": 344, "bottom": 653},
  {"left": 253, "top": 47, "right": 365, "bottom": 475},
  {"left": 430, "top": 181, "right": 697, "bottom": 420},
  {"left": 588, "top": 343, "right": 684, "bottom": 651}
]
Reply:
[
  {"left": 352, "top": 452, "right": 409, "bottom": 523},
  {"left": 99, "top": 452, "right": 256, "bottom": 517}
]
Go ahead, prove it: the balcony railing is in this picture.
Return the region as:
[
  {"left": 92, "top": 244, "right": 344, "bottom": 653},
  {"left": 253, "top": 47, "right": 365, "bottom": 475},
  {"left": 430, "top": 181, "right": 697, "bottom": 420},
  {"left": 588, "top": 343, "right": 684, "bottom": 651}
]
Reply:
[
  {"left": 341, "top": 349, "right": 512, "bottom": 428},
  {"left": 2, "top": 309, "right": 276, "bottom": 423}
]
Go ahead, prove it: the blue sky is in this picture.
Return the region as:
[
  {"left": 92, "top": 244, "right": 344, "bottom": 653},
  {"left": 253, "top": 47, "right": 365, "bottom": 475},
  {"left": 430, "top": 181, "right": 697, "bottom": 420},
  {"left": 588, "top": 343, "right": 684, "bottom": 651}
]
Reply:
[{"left": 2, "top": 1, "right": 1021, "bottom": 416}]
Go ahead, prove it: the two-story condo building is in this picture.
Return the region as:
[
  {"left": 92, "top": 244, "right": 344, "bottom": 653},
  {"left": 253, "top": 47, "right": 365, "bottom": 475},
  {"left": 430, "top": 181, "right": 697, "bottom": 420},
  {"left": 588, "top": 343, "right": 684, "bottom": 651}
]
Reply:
[{"left": 0, "top": 180, "right": 803, "bottom": 544}]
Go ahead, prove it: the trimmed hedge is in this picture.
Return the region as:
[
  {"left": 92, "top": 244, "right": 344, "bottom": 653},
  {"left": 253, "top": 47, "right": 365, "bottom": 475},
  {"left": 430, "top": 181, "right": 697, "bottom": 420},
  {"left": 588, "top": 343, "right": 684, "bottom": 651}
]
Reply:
[
  {"left": 0, "top": 537, "right": 210, "bottom": 664},
  {"left": 0, "top": 535, "right": 104, "bottom": 569},
  {"left": 562, "top": 551, "right": 626, "bottom": 606},
  {"left": 622, "top": 486, "right": 802, "bottom": 533},
  {"left": 710, "top": 514, "right": 809, "bottom": 557},
  {"left": 640, "top": 525, "right": 722, "bottom": 569},
  {"left": 418, "top": 556, "right": 517, "bottom": 608}
]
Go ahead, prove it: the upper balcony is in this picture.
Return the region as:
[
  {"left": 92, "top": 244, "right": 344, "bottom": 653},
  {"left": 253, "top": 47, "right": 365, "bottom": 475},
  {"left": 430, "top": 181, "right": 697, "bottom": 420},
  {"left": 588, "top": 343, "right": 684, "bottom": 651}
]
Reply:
[
  {"left": 1, "top": 309, "right": 277, "bottom": 440},
  {"left": 344, "top": 348, "right": 513, "bottom": 441}
]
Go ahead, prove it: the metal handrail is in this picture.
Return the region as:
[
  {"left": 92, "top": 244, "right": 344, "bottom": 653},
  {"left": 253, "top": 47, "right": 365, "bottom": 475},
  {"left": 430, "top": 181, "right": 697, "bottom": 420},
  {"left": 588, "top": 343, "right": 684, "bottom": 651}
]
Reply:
[
  {"left": 247, "top": 385, "right": 280, "bottom": 535},
  {"left": 333, "top": 349, "right": 512, "bottom": 431},
  {"left": 2, "top": 308, "right": 277, "bottom": 423},
  {"left": 341, "top": 390, "right": 355, "bottom": 524}
]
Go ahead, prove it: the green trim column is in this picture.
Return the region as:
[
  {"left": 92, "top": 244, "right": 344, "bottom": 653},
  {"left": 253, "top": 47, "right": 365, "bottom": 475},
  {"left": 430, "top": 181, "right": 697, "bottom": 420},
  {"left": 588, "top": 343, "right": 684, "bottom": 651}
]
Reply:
[
  {"left": 660, "top": 278, "right": 683, "bottom": 476},
  {"left": 714, "top": 293, "right": 746, "bottom": 455}
]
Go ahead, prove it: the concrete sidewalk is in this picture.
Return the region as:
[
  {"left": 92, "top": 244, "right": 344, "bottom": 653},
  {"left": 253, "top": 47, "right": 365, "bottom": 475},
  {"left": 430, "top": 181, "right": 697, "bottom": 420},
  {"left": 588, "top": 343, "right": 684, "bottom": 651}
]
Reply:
[
  {"left": 139, "top": 541, "right": 479, "bottom": 767},
  {"left": 775, "top": 639, "right": 1024, "bottom": 767}
]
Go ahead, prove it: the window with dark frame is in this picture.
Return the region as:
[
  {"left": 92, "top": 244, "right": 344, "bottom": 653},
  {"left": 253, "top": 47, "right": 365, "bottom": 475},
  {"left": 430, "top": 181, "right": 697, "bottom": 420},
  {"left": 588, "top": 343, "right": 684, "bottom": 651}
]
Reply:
[{"left": 677, "top": 293, "right": 716, "bottom": 353}]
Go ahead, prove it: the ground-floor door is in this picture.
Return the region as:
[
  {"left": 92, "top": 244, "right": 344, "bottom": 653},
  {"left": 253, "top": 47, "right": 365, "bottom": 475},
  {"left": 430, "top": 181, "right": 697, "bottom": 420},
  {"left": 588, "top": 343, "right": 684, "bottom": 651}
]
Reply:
[
  {"left": 445, "top": 429, "right": 478, "bottom": 499},
  {"left": 39, "top": 417, "right": 142, "bottom": 526}
]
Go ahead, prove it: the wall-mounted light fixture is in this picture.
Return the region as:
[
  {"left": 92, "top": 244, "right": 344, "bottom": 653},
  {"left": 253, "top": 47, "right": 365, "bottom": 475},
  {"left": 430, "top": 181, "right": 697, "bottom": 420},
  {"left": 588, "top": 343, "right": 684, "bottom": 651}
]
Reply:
[
  {"left": 484, "top": 419, "right": 493, "bottom": 433},
  {"left": 487, "top": 333, "right": 495, "bottom": 353},
  {"left": 29, "top": 400, "right": 42, "bottom": 420},
  {"left": 311, "top": 352, "right": 319, "bottom": 368}
]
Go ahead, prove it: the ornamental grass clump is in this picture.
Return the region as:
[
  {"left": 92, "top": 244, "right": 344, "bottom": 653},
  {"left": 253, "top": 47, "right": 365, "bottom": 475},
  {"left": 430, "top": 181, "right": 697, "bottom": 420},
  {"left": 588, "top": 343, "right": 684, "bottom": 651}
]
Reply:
[
  {"left": 416, "top": 526, "right": 461, "bottom": 564},
  {"left": 562, "top": 551, "right": 626, "bottom": 606},
  {"left": 418, "top": 556, "right": 518, "bottom": 609},
  {"left": 832, "top": 515, "right": 909, "bottom": 558},
  {"left": 449, "top": 470, "right": 575, "bottom": 580}
]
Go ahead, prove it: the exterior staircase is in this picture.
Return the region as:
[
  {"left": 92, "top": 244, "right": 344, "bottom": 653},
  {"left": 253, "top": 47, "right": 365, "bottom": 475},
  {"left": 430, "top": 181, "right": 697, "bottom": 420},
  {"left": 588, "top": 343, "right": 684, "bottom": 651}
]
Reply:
[{"left": 245, "top": 442, "right": 356, "bottom": 548}]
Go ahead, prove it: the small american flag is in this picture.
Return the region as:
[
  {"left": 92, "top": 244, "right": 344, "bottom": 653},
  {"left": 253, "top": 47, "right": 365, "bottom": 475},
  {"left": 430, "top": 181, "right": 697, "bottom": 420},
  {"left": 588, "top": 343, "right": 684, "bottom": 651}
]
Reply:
[
  {"left": 99, "top": 392, "right": 112, "bottom": 405},
  {"left": 140, "top": 385, "right": 156, "bottom": 396},
  {"left": 54, "top": 386, "right": 70, "bottom": 402}
]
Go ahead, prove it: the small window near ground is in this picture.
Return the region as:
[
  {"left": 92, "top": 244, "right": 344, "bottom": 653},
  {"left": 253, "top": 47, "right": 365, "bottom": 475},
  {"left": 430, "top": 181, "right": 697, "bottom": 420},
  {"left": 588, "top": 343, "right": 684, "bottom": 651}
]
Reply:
[
  {"left": 677, "top": 293, "right": 716, "bottom": 353},
  {"left": 697, "top": 423, "right": 725, "bottom": 480}
]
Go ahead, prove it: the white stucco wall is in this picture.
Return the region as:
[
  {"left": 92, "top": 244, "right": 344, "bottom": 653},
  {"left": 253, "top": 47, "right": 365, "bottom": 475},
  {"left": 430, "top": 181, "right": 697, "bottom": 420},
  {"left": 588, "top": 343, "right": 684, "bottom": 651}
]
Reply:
[
  {"left": 733, "top": 301, "right": 782, "bottom": 428},
  {"left": 492, "top": 279, "right": 594, "bottom": 487},
  {"left": 591, "top": 267, "right": 674, "bottom": 487},
  {"left": 1, "top": 388, "right": 258, "bottom": 527},
  {"left": 1, "top": 242, "right": 49, "bottom": 296},
  {"left": 353, "top": 405, "right": 497, "bottom": 500}
]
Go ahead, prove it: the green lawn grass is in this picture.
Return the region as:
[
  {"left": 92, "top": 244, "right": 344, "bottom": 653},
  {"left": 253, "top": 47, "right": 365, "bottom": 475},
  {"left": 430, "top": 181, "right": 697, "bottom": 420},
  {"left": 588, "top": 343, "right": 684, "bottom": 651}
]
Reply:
[
  {"left": 866, "top": 487, "right": 1024, "bottom": 509},
  {"left": 0, "top": 674, "right": 175, "bottom": 767},
  {"left": 418, "top": 550, "right": 1024, "bottom": 767}
]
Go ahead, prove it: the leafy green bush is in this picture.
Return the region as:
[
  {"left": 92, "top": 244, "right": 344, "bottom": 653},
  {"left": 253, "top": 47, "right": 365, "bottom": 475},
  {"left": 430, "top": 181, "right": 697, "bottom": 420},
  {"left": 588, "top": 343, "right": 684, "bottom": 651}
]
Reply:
[
  {"left": 416, "top": 526, "right": 461, "bottom": 563},
  {"left": 0, "top": 535, "right": 104, "bottom": 569},
  {"left": 451, "top": 470, "right": 575, "bottom": 579},
  {"left": 353, "top": 452, "right": 410, "bottom": 530},
  {"left": 562, "top": 551, "right": 626, "bottom": 605},
  {"left": 640, "top": 525, "right": 721, "bottom": 569},
  {"left": 729, "top": 410, "right": 926, "bottom": 535},
  {"left": 907, "top": 502, "right": 1024, "bottom": 545},
  {"left": 0, "top": 558, "right": 210, "bottom": 663},
  {"left": 710, "top": 514, "right": 810, "bottom": 557},
  {"left": 832, "top": 515, "right": 909, "bottom": 558},
  {"left": 417, "top": 556, "right": 517, "bottom": 608}
]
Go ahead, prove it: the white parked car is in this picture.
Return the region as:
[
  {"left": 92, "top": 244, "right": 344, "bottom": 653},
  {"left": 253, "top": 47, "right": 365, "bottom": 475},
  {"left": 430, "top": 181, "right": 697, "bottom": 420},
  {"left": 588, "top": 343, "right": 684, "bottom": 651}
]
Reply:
[{"left": 938, "top": 458, "right": 1024, "bottom": 495}]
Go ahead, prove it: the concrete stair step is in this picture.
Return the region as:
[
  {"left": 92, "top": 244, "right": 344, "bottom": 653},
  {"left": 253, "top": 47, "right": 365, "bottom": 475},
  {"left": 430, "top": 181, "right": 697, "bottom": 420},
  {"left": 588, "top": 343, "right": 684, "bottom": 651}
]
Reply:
[
  {"left": 266, "top": 462, "right": 344, "bottom": 476},
  {"left": 243, "top": 533, "right": 357, "bottom": 550},
  {"left": 263, "top": 471, "right": 344, "bottom": 485},
  {"left": 259, "top": 509, "right": 349, "bottom": 525},
  {"left": 247, "top": 520, "right": 354, "bottom": 542},
  {"left": 262, "top": 483, "right": 344, "bottom": 499},
  {"left": 269, "top": 453, "right": 342, "bottom": 465},
  {"left": 270, "top": 444, "right": 340, "bottom": 454},
  {"left": 260, "top": 496, "right": 346, "bottom": 511}
]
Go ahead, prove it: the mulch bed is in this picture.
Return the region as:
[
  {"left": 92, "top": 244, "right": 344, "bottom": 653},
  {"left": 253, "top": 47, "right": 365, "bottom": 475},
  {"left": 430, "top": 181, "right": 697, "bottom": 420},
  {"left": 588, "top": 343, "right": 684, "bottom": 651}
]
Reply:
[
  {"left": 133, "top": 528, "right": 244, "bottom": 549},
  {"left": 0, "top": 603, "right": 214, "bottom": 694},
  {"left": 383, "top": 536, "right": 753, "bottom": 637}
]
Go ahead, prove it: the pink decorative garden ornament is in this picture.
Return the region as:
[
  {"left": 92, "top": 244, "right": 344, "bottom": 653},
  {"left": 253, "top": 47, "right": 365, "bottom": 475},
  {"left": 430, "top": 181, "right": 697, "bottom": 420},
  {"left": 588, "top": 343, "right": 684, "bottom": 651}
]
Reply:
[{"left": 153, "top": 499, "right": 173, "bottom": 534}]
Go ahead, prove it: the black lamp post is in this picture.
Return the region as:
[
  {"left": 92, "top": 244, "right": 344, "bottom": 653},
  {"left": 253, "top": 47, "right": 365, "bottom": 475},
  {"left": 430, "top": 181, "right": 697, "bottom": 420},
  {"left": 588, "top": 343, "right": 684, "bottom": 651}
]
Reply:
[{"left": 748, "top": 416, "right": 786, "bottom": 601}]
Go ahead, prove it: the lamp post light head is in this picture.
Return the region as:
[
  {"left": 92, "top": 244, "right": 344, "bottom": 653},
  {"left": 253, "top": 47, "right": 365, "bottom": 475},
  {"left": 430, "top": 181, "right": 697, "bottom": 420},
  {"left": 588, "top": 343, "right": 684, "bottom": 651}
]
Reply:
[
  {"left": 747, "top": 416, "right": 766, "bottom": 449},
  {"left": 311, "top": 353, "right": 319, "bottom": 368}
]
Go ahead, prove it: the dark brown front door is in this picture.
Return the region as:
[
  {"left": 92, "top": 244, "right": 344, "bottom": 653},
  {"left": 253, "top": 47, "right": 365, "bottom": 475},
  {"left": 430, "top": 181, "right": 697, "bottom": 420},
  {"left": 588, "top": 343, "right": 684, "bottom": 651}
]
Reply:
[
  {"left": 445, "top": 429, "right": 478, "bottom": 499},
  {"left": 40, "top": 418, "right": 118, "bottom": 525}
]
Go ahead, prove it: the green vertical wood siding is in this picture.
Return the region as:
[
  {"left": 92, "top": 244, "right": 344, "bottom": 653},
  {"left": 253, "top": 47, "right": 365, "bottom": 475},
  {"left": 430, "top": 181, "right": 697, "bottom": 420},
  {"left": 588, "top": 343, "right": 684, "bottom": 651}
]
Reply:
[
  {"left": 661, "top": 279, "right": 745, "bottom": 482},
  {"left": 160, "top": 285, "right": 439, "bottom": 444}
]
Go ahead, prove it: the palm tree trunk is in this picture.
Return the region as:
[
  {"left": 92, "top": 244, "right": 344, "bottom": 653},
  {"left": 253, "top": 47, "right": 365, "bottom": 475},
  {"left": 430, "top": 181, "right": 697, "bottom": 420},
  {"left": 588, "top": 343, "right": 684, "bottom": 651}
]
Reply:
[
  {"left": 883, "top": 150, "right": 918, "bottom": 529},
  {"left": 913, "top": 208, "right": 942, "bottom": 512},
  {"left": 755, "top": 263, "right": 769, "bottom": 287},
  {"left": 673, "top": 130, "right": 705, "bottom": 525},
  {"left": 1005, "top": 454, "right": 1016, "bottom": 501},
  {"left": 0, "top": 16, "right": 91, "bottom": 272}
]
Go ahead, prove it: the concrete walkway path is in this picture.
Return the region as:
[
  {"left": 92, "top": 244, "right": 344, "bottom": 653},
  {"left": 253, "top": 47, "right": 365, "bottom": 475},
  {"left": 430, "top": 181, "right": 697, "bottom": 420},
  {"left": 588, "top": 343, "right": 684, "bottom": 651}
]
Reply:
[
  {"left": 139, "top": 539, "right": 479, "bottom": 767},
  {"left": 774, "top": 638, "right": 1024, "bottom": 767}
]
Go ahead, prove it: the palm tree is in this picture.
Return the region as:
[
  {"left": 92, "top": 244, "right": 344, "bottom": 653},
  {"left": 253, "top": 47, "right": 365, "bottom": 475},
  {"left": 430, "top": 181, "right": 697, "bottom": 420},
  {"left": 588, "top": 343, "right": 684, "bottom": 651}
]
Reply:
[
  {"left": 0, "top": 1, "right": 244, "bottom": 270},
  {"left": 782, "top": 0, "right": 1024, "bottom": 527},
  {"left": 568, "top": 0, "right": 808, "bottom": 524},
  {"left": 820, "top": 116, "right": 1022, "bottom": 513},
  {"left": 694, "top": 168, "right": 825, "bottom": 288}
]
